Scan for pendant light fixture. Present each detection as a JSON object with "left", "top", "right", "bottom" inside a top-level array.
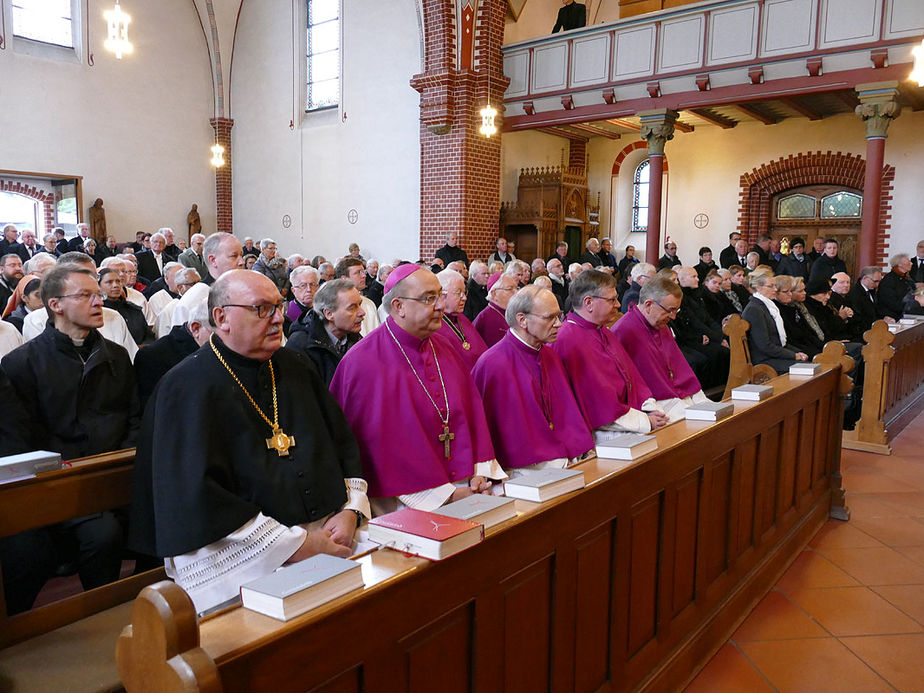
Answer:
[
  {"left": 104, "top": 1, "right": 132, "bottom": 59},
  {"left": 479, "top": 13, "right": 497, "bottom": 138},
  {"left": 911, "top": 38, "right": 924, "bottom": 87}
]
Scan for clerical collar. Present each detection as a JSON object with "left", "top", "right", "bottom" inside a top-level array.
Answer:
[
  {"left": 509, "top": 327, "right": 541, "bottom": 353},
  {"left": 209, "top": 333, "right": 272, "bottom": 370}
]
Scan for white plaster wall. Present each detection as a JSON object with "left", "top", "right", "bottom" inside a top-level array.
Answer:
[
  {"left": 231, "top": 0, "right": 422, "bottom": 263},
  {"left": 0, "top": 0, "right": 216, "bottom": 241},
  {"left": 500, "top": 129, "right": 572, "bottom": 201},
  {"left": 505, "top": 0, "right": 623, "bottom": 46}
]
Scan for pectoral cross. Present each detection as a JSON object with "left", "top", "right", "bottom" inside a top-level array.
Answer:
[
  {"left": 438, "top": 424, "right": 455, "bottom": 459},
  {"left": 266, "top": 427, "right": 296, "bottom": 457}
]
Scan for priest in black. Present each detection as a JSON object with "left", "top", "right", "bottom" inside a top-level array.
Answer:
[
  {"left": 552, "top": 0, "right": 586, "bottom": 33},
  {"left": 130, "top": 270, "right": 368, "bottom": 614}
]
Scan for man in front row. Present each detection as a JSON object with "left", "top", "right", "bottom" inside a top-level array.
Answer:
[
  {"left": 331, "top": 264, "right": 505, "bottom": 516},
  {"left": 130, "top": 271, "right": 369, "bottom": 614},
  {"left": 553, "top": 271, "right": 669, "bottom": 439},
  {"left": 473, "top": 286, "right": 593, "bottom": 471}
]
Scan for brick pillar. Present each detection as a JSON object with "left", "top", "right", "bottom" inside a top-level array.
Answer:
[
  {"left": 639, "top": 109, "right": 677, "bottom": 264},
  {"left": 855, "top": 82, "right": 900, "bottom": 269},
  {"left": 412, "top": 0, "right": 508, "bottom": 262},
  {"left": 210, "top": 117, "right": 234, "bottom": 234},
  {"left": 569, "top": 139, "right": 587, "bottom": 172}
]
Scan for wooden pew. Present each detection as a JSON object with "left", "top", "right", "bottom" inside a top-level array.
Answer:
[
  {"left": 118, "top": 367, "right": 848, "bottom": 693},
  {"left": 0, "top": 448, "right": 165, "bottom": 691},
  {"left": 722, "top": 314, "right": 777, "bottom": 400},
  {"left": 843, "top": 319, "right": 924, "bottom": 454}
]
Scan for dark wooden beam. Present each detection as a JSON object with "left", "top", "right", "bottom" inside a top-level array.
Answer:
[
  {"left": 734, "top": 103, "right": 780, "bottom": 125},
  {"left": 782, "top": 97, "right": 825, "bottom": 120},
  {"left": 568, "top": 123, "right": 621, "bottom": 139},
  {"left": 674, "top": 121, "right": 695, "bottom": 133},
  {"left": 607, "top": 118, "right": 640, "bottom": 131},
  {"left": 689, "top": 108, "right": 737, "bottom": 129}
]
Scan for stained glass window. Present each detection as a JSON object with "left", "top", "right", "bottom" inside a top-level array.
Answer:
[
  {"left": 632, "top": 159, "right": 650, "bottom": 233},
  {"left": 307, "top": 0, "right": 340, "bottom": 111},
  {"left": 12, "top": 0, "right": 74, "bottom": 48},
  {"left": 820, "top": 191, "right": 861, "bottom": 218},
  {"left": 777, "top": 194, "right": 816, "bottom": 219}
]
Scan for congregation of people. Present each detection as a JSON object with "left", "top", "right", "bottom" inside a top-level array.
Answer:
[{"left": 1, "top": 220, "right": 923, "bottom": 616}]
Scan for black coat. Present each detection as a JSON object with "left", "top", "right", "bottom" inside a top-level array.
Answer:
[
  {"left": 135, "top": 250, "right": 164, "bottom": 282},
  {"left": 134, "top": 325, "right": 199, "bottom": 408},
  {"left": 579, "top": 251, "right": 602, "bottom": 268},
  {"left": 552, "top": 1, "right": 585, "bottom": 32},
  {"left": 285, "top": 311, "right": 360, "bottom": 387},
  {"left": 657, "top": 254, "right": 682, "bottom": 271},
  {"left": 463, "top": 279, "right": 489, "bottom": 320},
  {"left": 621, "top": 282, "right": 642, "bottom": 311},
  {"left": 0, "top": 240, "right": 29, "bottom": 263},
  {"left": 104, "top": 298, "right": 150, "bottom": 345},
  {"left": 876, "top": 270, "right": 914, "bottom": 320},
  {"left": 700, "top": 287, "right": 737, "bottom": 324},
  {"left": 750, "top": 245, "right": 771, "bottom": 268},
  {"left": 808, "top": 254, "right": 847, "bottom": 285},
  {"left": 434, "top": 244, "right": 470, "bottom": 268},
  {"left": 911, "top": 256, "right": 924, "bottom": 284},
  {"left": 741, "top": 297, "right": 799, "bottom": 374},
  {"left": 675, "top": 286, "right": 723, "bottom": 346},
  {"left": 844, "top": 281, "right": 879, "bottom": 337},
  {"left": 776, "top": 301, "right": 823, "bottom": 357},
  {"left": 1, "top": 325, "right": 140, "bottom": 460},
  {"left": 719, "top": 245, "right": 739, "bottom": 269},
  {"left": 775, "top": 253, "right": 811, "bottom": 281},
  {"left": 617, "top": 255, "right": 638, "bottom": 278},
  {"left": 366, "top": 280, "right": 385, "bottom": 308},
  {"left": 804, "top": 296, "right": 850, "bottom": 341},
  {"left": 694, "top": 260, "right": 717, "bottom": 282}
]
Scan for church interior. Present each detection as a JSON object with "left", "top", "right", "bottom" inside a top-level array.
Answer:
[{"left": 1, "top": 0, "right": 924, "bottom": 690}]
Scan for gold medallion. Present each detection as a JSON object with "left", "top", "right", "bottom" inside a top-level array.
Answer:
[
  {"left": 267, "top": 427, "right": 296, "bottom": 456},
  {"left": 462, "top": 341, "right": 471, "bottom": 350}
]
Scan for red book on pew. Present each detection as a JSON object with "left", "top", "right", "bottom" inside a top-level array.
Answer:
[{"left": 368, "top": 508, "right": 484, "bottom": 561}]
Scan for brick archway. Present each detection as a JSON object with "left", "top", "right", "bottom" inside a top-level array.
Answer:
[
  {"left": 737, "top": 151, "right": 894, "bottom": 266},
  {"left": 611, "top": 141, "right": 669, "bottom": 175},
  {"left": 0, "top": 179, "right": 56, "bottom": 235}
]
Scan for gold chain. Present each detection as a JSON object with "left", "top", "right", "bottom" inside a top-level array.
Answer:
[{"left": 209, "top": 335, "right": 278, "bottom": 431}]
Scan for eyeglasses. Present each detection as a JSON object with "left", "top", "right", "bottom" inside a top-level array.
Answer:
[
  {"left": 441, "top": 289, "right": 467, "bottom": 298},
  {"left": 292, "top": 282, "right": 319, "bottom": 291},
  {"left": 589, "top": 294, "right": 619, "bottom": 306},
  {"left": 222, "top": 302, "right": 285, "bottom": 319},
  {"left": 56, "top": 291, "right": 105, "bottom": 302},
  {"left": 527, "top": 311, "right": 563, "bottom": 323},
  {"left": 397, "top": 294, "right": 441, "bottom": 306},
  {"left": 653, "top": 300, "right": 679, "bottom": 316}
]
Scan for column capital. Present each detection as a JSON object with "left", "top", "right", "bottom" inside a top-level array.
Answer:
[
  {"left": 638, "top": 109, "right": 679, "bottom": 155},
  {"left": 854, "top": 81, "right": 901, "bottom": 138}
]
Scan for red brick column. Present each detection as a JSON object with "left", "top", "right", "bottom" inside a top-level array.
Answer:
[
  {"left": 412, "top": 0, "right": 508, "bottom": 263},
  {"left": 210, "top": 117, "right": 234, "bottom": 234}
]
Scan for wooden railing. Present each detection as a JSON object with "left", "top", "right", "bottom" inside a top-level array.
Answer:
[
  {"left": 118, "top": 368, "right": 847, "bottom": 693},
  {"left": 843, "top": 319, "right": 924, "bottom": 454}
]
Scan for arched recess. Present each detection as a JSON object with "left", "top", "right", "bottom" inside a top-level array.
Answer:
[
  {"left": 737, "top": 151, "right": 895, "bottom": 266},
  {"left": 0, "top": 180, "right": 57, "bottom": 236},
  {"left": 610, "top": 141, "right": 668, "bottom": 256}
]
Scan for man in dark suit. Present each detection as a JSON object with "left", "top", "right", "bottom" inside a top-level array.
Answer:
[
  {"left": 775, "top": 237, "right": 810, "bottom": 281},
  {"left": 877, "top": 254, "right": 915, "bottom": 320},
  {"left": 434, "top": 231, "right": 470, "bottom": 268},
  {"left": 53, "top": 228, "right": 70, "bottom": 256},
  {"left": 741, "top": 269, "right": 809, "bottom": 374},
  {"left": 750, "top": 234, "right": 772, "bottom": 267},
  {"left": 808, "top": 238, "right": 847, "bottom": 285},
  {"left": 719, "top": 232, "right": 742, "bottom": 269},
  {"left": 844, "top": 267, "right": 883, "bottom": 337},
  {"left": 548, "top": 241, "right": 571, "bottom": 269},
  {"left": 0, "top": 225, "right": 26, "bottom": 262},
  {"left": 67, "top": 223, "right": 93, "bottom": 252},
  {"left": 910, "top": 241, "right": 924, "bottom": 284},
  {"left": 657, "top": 241, "right": 681, "bottom": 271},
  {"left": 551, "top": 0, "right": 586, "bottom": 33},
  {"left": 135, "top": 232, "right": 169, "bottom": 283},
  {"left": 463, "top": 261, "right": 490, "bottom": 320}
]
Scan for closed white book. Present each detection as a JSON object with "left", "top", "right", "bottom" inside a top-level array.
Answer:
[
  {"left": 0, "top": 450, "right": 62, "bottom": 484},
  {"left": 789, "top": 362, "right": 822, "bottom": 376},
  {"left": 684, "top": 401, "right": 734, "bottom": 422},
  {"left": 503, "top": 468, "right": 585, "bottom": 502},
  {"left": 240, "top": 554, "right": 364, "bottom": 621},
  {"left": 899, "top": 318, "right": 918, "bottom": 325},
  {"left": 731, "top": 384, "right": 774, "bottom": 401},
  {"left": 434, "top": 494, "right": 517, "bottom": 529},
  {"left": 888, "top": 323, "right": 902, "bottom": 332},
  {"left": 595, "top": 433, "right": 658, "bottom": 461}
]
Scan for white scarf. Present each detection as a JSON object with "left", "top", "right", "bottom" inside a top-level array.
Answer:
[{"left": 754, "top": 291, "right": 787, "bottom": 346}]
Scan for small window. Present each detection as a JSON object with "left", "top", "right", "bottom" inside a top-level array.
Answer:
[
  {"left": 777, "top": 194, "right": 816, "bottom": 219},
  {"left": 820, "top": 191, "right": 861, "bottom": 218},
  {"left": 12, "top": 0, "right": 75, "bottom": 48},
  {"left": 632, "top": 160, "right": 649, "bottom": 233},
  {"left": 306, "top": 0, "right": 340, "bottom": 111}
]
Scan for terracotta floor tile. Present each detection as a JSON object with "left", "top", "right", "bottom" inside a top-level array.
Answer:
[
  {"left": 843, "top": 494, "right": 907, "bottom": 519},
  {"left": 871, "top": 584, "right": 924, "bottom": 626},
  {"left": 809, "top": 520, "right": 885, "bottom": 550},
  {"left": 851, "top": 516, "right": 924, "bottom": 547},
  {"left": 684, "top": 643, "right": 775, "bottom": 693},
  {"left": 841, "top": 634, "right": 924, "bottom": 693},
  {"left": 733, "top": 589, "right": 828, "bottom": 641},
  {"left": 785, "top": 586, "right": 923, "bottom": 636},
  {"left": 842, "top": 469, "right": 913, "bottom": 493},
  {"left": 893, "top": 545, "right": 924, "bottom": 568},
  {"left": 814, "top": 546, "right": 924, "bottom": 585},
  {"left": 775, "top": 550, "right": 859, "bottom": 592},
  {"left": 873, "top": 492, "right": 924, "bottom": 518},
  {"left": 739, "top": 638, "right": 894, "bottom": 693}
]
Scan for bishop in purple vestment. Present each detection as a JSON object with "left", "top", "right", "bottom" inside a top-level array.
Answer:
[
  {"left": 435, "top": 268, "right": 487, "bottom": 370},
  {"left": 330, "top": 265, "right": 504, "bottom": 516},
  {"left": 473, "top": 272, "right": 517, "bottom": 347},
  {"left": 473, "top": 286, "right": 593, "bottom": 470},
  {"left": 611, "top": 276, "right": 707, "bottom": 407},
  {"left": 552, "top": 271, "right": 669, "bottom": 436}
]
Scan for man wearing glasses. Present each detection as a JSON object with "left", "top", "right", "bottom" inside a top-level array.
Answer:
[
  {"left": 131, "top": 270, "right": 368, "bottom": 614},
  {"left": 331, "top": 264, "right": 505, "bottom": 516},
  {"left": 553, "top": 270, "right": 669, "bottom": 439},
  {"left": 473, "top": 285, "right": 593, "bottom": 472}
]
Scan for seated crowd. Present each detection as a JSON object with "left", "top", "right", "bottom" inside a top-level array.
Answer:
[{"left": 0, "top": 222, "right": 922, "bottom": 617}]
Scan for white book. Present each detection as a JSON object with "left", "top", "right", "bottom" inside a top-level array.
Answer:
[
  {"left": 0, "top": 450, "right": 62, "bottom": 484},
  {"left": 240, "top": 554, "right": 364, "bottom": 621},
  {"left": 789, "top": 362, "right": 822, "bottom": 376},
  {"left": 503, "top": 468, "right": 585, "bottom": 502},
  {"left": 434, "top": 494, "right": 517, "bottom": 529},
  {"left": 888, "top": 323, "right": 902, "bottom": 332},
  {"left": 731, "top": 384, "right": 774, "bottom": 401},
  {"left": 684, "top": 401, "right": 734, "bottom": 422},
  {"left": 595, "top": 433, "right": 658, "bottom": 461},
  {"left": 899, "top": 318, "right": 918, "bottom": 325}
]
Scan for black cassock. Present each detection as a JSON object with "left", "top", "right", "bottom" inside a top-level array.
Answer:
[{"left": 129, "top": 335, "right": 362, "bottom": 557}]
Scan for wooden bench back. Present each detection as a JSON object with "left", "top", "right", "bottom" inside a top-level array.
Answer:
[
  {"left": 722, "top": 313, "right": 777, "bottom": 399},
  {"left": 0, "top": 448, "right": 165, "bottom": 647}
]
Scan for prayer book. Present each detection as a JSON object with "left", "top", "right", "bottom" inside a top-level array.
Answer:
[
  {"left": 239, "top": 554, "right": 364, "bottom": 621},
  {"left": 731, "top": 384, "right": 774, "bottom": 401},
  {"left": 684, "top": 401, "right": 734, "bottom": 422},
  {"left": 368, "top": 508, "right": 484, "bottom": 561},
  {"left": 789, "top": 362, "right": 822, "bottom": 377},
  {"left": 888, "top": 323, "right": 902, "bottom": 332},
  {"left": 594, "top": 433, "right": 658, "bottom": 461},
  {"left": 0, "top": 450, "right": 62, "bottom": 484},
  {"left": 899, "top": 318, "right": 919, "bottom": 325},
  {"left": 434, "top": 494, "right": 517, "bottom": 529},
  {"left": 502, "top": 468, "right": 585, "bottom": 503}
]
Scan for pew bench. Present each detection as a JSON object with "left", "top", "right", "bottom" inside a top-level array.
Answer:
[{"left": 0, "top": 449, "right": 164, "bottom": 693}]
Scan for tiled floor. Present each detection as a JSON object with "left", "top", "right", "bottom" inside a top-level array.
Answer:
[{"left": 685, "top": 412, "right": 924, "bottom": 692}]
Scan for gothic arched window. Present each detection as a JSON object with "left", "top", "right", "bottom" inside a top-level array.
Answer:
[{"left": 632, "top": 159, "right": 650, "bottom": 233}]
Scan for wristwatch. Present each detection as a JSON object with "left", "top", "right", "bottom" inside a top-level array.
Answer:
[{"left": 351, "top": 509, "right": 365, "bottom": 526}]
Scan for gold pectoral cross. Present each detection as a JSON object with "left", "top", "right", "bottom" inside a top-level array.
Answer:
[
  {"left": 267, "top": 427, "right": 296, "bottom": 457},
  {"left": 438, "top": 424, "right": 455, "bottom": 459}
]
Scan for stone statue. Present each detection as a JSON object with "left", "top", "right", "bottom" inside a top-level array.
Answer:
[
  {"left": 187, "top": 204, "right": 201, "bottom": 239},
  {"left": 89, "top": 198, "right": 107, "bottom": 243}
]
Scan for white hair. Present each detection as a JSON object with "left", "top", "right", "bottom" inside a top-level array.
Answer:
[
  {"left": 290, "top": 265, "right": 319, "bottom": 282},
  {"left": 437, "top": 268, "right": 465, "bottom": 289},
  {"left": 259, "top": 237, "right": 276, "bottom": 250},
  {"left": 630, "top": 262, "right": 655, "bottom": 281},
  {"left": 150, "top": 232, "right": 166, "bottom": 243}
]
